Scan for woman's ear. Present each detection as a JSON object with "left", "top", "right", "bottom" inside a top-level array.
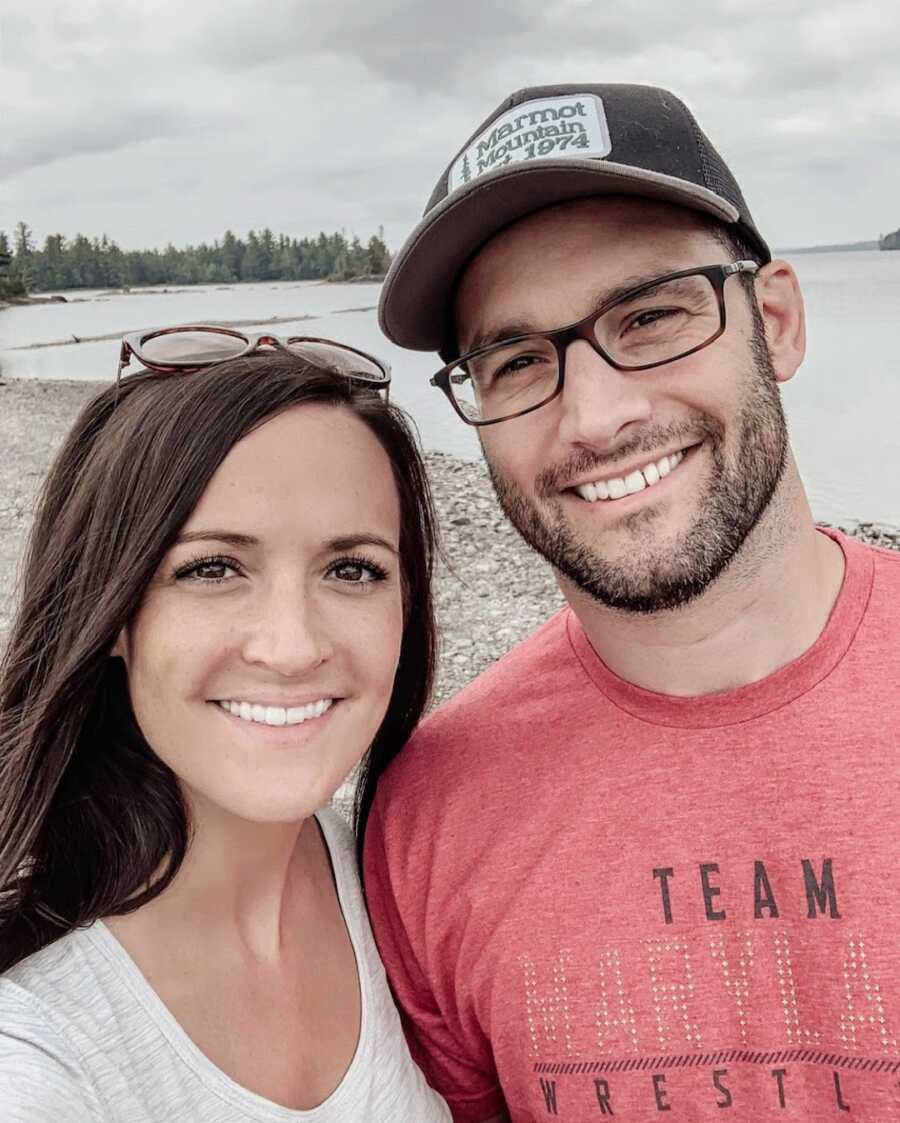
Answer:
[
  {"left": 754, "top": 258, "right": 806, "bottom": 384},
  {"left": 110, "top": 629, "right": 128, "bottom": 664}
]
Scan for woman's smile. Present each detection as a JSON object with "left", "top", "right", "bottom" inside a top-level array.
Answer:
[
  {"left": 212, "top": 695, "right": 341, "bottom": 746},
  {"left": 216, "top": 697, "right": 335, "bottom": 727}
]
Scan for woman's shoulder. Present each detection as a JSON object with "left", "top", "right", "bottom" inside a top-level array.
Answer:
[
  {"left": 313, "top": 807, "right": 451, "bottom": 1120},
  {"left": 313, "top": 804, "right": 368, "bottom": 930},
  {"left": 314, "top": 806, "right": 370, "bottom": 945},
  {"left": 313, "top": 807, "right": 408, "bottom": 1005},
  {"left": 1, "top": 926, "right": 93, "bottom": 1012},
  {"left": 316, "top": 802, "right": 355, "bottom": 855},
  {"left": 0, "top": 932, "right": 106, "bottom": 1119},
  {"left": 1, "top": 923, "right": 137, "bottom": 1055},
  {"left": 0, "top": 970, "right": 78, "bottom": 1062}
]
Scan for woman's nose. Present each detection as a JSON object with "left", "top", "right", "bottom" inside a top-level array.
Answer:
[{"left": 240, "top": 588, "right": 334, "bottom": 676}]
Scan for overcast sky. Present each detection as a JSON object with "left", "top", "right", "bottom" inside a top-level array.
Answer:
[{"left": 4, "top": 0, "right": 899, "bottom": 254}]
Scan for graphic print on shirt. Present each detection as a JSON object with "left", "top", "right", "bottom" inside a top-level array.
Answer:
[{"left": 518, "top": 856, "right": 899, "bottom": 1118}]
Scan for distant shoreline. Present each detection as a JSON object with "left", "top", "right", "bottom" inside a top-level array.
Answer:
[
  {"left": 0, "top": 277, "right": 385, "bottom": 312},
  {"left": 776, "top": 240, "right": 881, "bottom": 255},
  {"left": 5, "top": 245, "right": 900, "bottom": 307}
]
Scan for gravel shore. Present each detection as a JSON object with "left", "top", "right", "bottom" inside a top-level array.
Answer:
[{"left": 1, "top": 378, "right": 897, "bottom": 704}]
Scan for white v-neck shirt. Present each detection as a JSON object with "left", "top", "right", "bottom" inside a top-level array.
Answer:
[{"left": 0, "top": 808, "right": 450, "bottom": 1122}]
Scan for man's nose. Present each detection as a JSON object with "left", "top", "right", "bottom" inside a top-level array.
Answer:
[
  {"left": 555, "top": 339, "right": 653, "bottom": 449},
  {"left": 240, "top": 587, "right": 334, "bottom": 676}
]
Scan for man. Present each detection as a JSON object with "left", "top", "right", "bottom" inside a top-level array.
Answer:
[{"left": 363, "top": 84, "right": 899, "bottom": 1121}]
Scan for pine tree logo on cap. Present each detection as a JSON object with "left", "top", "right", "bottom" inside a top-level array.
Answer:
[{"left": 448, "top": 94, "right": 612, "bottom": 193}]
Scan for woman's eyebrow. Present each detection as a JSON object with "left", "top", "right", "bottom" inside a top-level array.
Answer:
[
  {"left": 174, "top": 530, "right": 399, "bottom": 555},
  {"left": 327, "top": 533, "right": 399, "bottom": 555},
  {"left": 174, "top": 530, "right": 259, "bottom": 547}
]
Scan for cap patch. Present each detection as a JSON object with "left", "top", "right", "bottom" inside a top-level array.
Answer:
[{"left": 448, "top": 94, "right": 611, "bottom": 193}]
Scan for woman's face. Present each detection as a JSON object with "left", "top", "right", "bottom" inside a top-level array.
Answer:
[{"left": 116, "top": 403, "right": 404, "bottom": 824}]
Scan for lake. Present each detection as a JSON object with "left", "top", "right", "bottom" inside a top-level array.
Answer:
[{"left": 1, "top": 250, "right": 898, "bottom": 526}]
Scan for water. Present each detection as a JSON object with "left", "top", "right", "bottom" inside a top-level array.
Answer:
[
  {"left": 779, "top": 252, "right": 900, "bottom": 527},
  {"left": 1, "top": 253, "right": 898, "bottom": 525}
]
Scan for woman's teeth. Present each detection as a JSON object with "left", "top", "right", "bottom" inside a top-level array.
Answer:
[
  {"left": 574, "top": 450, "right": 685, "bottom": 503},
  {"left": 218, "top": 699, "right": 333, "bottom": 726}
]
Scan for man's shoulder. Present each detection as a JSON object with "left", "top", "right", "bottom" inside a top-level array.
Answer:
[
  {"left": 840, "top": 529, "right": 900, "bottom": 602},
  {"left": 836, "top": 528, "right": 899, "bottom": 565},
  {"left": 446, "top": 604, "right": 573, "bottom": 693},
  {"left": 866, "top": 535, "right": 900, "bottom": 572},
  {"left": 380, "top": 607, "right": 578, "bottom": 789},
  {"left": 425, "top": 605, "right": 575, "bottom": 722}
]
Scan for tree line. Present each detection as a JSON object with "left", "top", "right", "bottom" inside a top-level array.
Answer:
[{"left": 0, "top": 222, "right": 392, "bottom": 295}]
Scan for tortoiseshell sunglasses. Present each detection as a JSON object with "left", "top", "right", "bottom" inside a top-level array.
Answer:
[{"left": 116, "top": 325, "right": 391, "bottom": 395}]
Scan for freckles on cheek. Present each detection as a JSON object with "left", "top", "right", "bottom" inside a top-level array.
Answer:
[
  {"left": 350, "top": 603, "right": 404, "bottom": 677},
  {"left": 133, "top": 626, "right": 208, "bottom": 699}
]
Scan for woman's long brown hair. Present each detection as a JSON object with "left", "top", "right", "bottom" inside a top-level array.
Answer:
[{"left": 0, "top": 355, "right": 436, "bottom": 971}]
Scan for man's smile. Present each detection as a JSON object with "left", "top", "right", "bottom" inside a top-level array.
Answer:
[{"left": 563, "top": 442, "right": 702, "bottom": 504}]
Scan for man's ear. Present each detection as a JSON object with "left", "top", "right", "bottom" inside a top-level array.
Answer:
[{"left": 754, "top": 258, "right": 806, "bottom": 384}]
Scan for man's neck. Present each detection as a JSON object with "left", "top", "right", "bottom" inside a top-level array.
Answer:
[{"left": 562, "top": 466, "right": 846, "bottom": 698}]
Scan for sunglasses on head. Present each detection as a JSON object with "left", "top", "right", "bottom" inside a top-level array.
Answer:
[{"left": 116, "top": 325, "right": 391, "bottom": 396}]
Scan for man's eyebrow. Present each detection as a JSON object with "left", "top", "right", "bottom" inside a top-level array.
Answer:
[
  {"left": 173, "top": 530, "right": 398, "bottom": 555},
  {"left": 462, "top": 268, "right": 678, "bottom": 354}
]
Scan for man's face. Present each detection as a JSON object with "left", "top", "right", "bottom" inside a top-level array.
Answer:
[{"left": 453, "top": 197, "right": 790, "bottom": 614}]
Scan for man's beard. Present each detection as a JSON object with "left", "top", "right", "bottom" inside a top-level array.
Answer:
[{"left": 483, "top": 327, "right": 789, "bottom": 614}]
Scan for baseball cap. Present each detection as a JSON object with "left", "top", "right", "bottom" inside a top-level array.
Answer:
[{"left": 379, "top": 83, "right": 771, "bottom": 352}]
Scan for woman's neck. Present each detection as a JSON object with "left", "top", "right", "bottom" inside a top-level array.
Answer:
[{"left": 106, "top": 803, "right": 326, "bottom": 966}]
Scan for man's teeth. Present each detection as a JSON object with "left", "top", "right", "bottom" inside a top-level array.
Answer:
[
  {"left": 574, "top": 450, "right": 685, "bottom": 503},
  {"left": 218, "top": 699, "right": 333, "bottom": 726}
]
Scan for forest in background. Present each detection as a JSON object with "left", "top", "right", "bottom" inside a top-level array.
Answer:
[{"left": 0, "top": 222, "right": 392, "bottom": 298}]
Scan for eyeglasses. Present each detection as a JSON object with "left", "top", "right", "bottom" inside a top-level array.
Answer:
[
  {"left": 430, "top": 261, "right": 759, "bottom": 426},
  {"left": 116, "top": 325, "right": 391, "bottom": 395}
]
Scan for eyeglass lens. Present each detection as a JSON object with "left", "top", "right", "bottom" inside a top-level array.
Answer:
[
  {"left": 449, "top": 272, "right": 722, "bottom": 423},
  {"left": 286, "top": 340, "right": 387, "bottom": 382},
  {"left": 139, "top": 330, "right": 247, "bottom": 365},
  {"left": 136, "top": 329, "right": 387, "bottom": 383}
]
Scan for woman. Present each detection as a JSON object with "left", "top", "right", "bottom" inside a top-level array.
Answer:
[{"left": 0, "top": 329, "right": 450, "bottom": 1120}]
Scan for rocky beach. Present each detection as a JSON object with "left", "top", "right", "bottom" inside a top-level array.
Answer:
[{"left": 0, "top": 378, "right": 897, "bottom": 706}]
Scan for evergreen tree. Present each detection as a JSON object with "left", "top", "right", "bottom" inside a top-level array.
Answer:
[
  {"left": 241, "top": 230, "right": 264, "bottom": 281},
  {"left": 4, "top": 222, "right": 393, "bottom": 292},
  {"left": 0, "top": 230, "right": 26, "bottom": 299},
  {"left": 259, "top": 228, "right": 276, "bottom": 280},
  {"left": 366, "top": 227, "right": 391, "bottom": 275},
  {"left": 220, "top": 229, "right": 244, "bottom": 281},
  {"left": 11, "top": 222, "right": 35, "bottom": 290}
]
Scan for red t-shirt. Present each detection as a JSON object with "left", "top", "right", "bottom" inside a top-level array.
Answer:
[{"left": 364, "top": 532, "right": 900, "bottom": 1121}]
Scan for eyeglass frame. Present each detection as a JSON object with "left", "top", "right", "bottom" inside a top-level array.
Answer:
[
  {"left": 429, "top": 260, "right": 760, "bottom": 427},
  {"left": 116, "top": 324, "right": 392, "bottom": 397}
]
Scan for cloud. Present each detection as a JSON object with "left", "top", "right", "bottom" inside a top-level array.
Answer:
[
  {"left": 3, "top": 0, "right": 899, "bottom": 251},
  {"left": 1, "top": 103, "right": 201, "bottom": 176},
  {"left": 195, "top": 0, "right": 539, "bottom": 90}
]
